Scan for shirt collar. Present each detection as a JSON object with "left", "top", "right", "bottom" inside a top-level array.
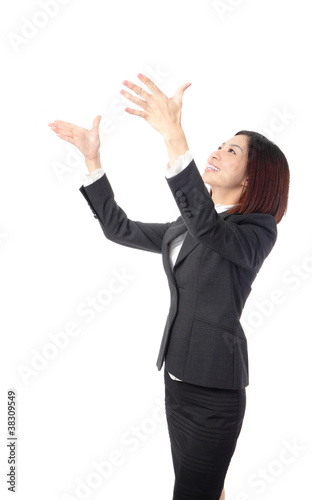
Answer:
[{"left": 215, "top": 203, "right": 236, "bottom": 213}]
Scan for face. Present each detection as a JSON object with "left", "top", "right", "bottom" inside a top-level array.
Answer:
[{"left": 202, "top": 135, "right": 249, "bottom": 200}]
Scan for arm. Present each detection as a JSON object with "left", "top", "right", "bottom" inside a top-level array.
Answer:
[
  {"left": 48, "top": 115, "right": 174, "bottom": 253},
  {"left": 159, "top": 126, "right": 277, "bottom": 271},
  {"left": 80, "top": 165, "right": 105, "bottom": 187},
  {"left": 79, "top": 171, "right": 174, "bottom": 255},
  {"left": 79, "top": 147, "right": 194, "bottom": 253},
  {"left": 165, "top": 158, "right": 278, "bottom": 270}
]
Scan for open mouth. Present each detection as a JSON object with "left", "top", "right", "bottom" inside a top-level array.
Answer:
[{"left": 205, "top": 163, "right": 220, "bottom": 172}]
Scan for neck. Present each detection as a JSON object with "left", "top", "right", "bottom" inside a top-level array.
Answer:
[{"left": 207, "top": 183, "right": 246, "bottom": 206}]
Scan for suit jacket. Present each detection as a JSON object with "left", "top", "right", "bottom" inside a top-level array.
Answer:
[{"left": 79, "top": 159, "right": 277, "bottom": 389}]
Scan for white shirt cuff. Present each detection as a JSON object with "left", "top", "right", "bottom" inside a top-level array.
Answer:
[
  {"left": 165, "top": 150, "right": 193, "bottom": 178},
  {"left": 81, "top": 167, "right": 105, "bottom": 187}
]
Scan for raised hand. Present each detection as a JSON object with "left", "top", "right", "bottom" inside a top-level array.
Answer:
[
  {"left": 48, "top": 115, "right": 102, "bottom": 160},
  {"left": 120, "top": 73, "right": 191, "bottom": 140}
]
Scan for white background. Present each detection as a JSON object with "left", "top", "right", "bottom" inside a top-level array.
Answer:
[{"left": 1, "top": 0, "right": 311, "bottom": 499}]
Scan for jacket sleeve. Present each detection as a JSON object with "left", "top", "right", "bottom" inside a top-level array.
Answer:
[
  {"left": 79, "top": 172, "right": 174, "bottom": 254},
  {"left": 166, "top": 159, "right": 278, "bottom": 270}
]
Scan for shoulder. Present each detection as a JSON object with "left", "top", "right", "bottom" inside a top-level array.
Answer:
[
  {"left": 224, "top": 211, "right": 277, "bottom": 242},
  {"left": 225, "top": 211, "right": 276, "bottom": 225}
]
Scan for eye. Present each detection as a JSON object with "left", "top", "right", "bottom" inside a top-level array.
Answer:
[{"left": 217, "top": 146, "right": 236, "bottom": 154}]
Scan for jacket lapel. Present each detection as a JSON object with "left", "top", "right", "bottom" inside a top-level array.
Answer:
[
  {"left": 162, "top": 216, "right": 186, "bottom": 284},
  {"left": 162, "top": 211, "right": 232, "bottom": 282},
  {"left": 173, "top": 231, "right": 198, "bottom": 269}
]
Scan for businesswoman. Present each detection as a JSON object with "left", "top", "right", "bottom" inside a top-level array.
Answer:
[{"left": 48, "top": 74, "right": 290, "bottom": 500}]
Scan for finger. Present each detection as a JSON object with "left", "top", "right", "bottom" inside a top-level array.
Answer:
[
  {"left": 49, "top": 125, "right": 64, "bottom": 134},
  {"left": 53, "top": 120, "right": 77, "bottom": 127},
  {"left": 120, "top": 89, "right": 147, "bottom": 110},
  {"left": 56, "top": 131, "right": 74, "bottom": 139},
  {"left": 51, "top": 120, "right": 85, "bottom": 134},
  {"left": 137, "top": 73, "right": 163, "bottom": 97},
  {"left": 92, "top": 115, "right": 101, "bottom": 130},
  {"left": 122, "top": 79, "right": 152, "bottom": 100},
  {"left": 172, "top": 82, "right": 192, "bottom": 106},
  {"left": 124, "top": 107, "right": 146, "bottom": 118},
  {"left": 48, "top": 125, "right": 74, "bottom": 139},
  {"left": 177, "top": 82, "right": 192, "bottom": 96},
  {"left": 49, "top": 123, "right": 74, "bottom": 134},
  {"left": 56, "top": 133, "right": 76, "bottom": 145}
]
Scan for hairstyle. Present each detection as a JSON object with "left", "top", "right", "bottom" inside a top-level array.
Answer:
[{"left": 209, "top": 131, "right": 290, "bottom": 224}]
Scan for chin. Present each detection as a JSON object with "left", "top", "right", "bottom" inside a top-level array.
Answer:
[
  {"left": 202, "top": 171, "right": 213, "bottom": 183},
  {"left": 201, "top": 176, "right": 212, "bottom": 189}
]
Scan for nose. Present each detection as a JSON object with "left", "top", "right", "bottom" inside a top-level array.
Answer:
[
  {"left": 213, "top": 149, "right": 221, "bottom": 160},
  {"left": 208, "top": 150, "right": 221, "bottom": 164}
]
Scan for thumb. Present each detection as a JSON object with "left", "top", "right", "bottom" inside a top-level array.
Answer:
[
  {"left": 92, "top": 115, "right": 101, "bottom": 131},
  {"left": 173, "top": 82, "right": 192, "bottom": 106}
]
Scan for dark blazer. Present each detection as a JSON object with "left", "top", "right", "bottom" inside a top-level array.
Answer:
[{"left": 79, "top": 159, "right": 277, "bottom": 389}]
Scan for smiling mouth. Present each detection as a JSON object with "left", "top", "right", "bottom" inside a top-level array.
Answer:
[{"left": 205, "top": 163, "right": 221, "bottom": 172}]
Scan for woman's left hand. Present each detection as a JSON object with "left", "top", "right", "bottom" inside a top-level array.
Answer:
[{"left": 120, "top": 73, "right": 191, "bottom": 139}]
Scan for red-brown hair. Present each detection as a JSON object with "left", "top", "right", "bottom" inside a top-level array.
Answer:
[{"left": 209, "top": 131, "right": 290, "bottom": 224}]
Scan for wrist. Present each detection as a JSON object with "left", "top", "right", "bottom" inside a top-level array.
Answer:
[
  {"left": 163, "top": 125, "right": 185, "bottom": 143},
  {"left": 163, "top": 128, "right": 189, "bottom": 167},
  {"left": 85, "top": 153, "right": 101, "bottom": 174}
]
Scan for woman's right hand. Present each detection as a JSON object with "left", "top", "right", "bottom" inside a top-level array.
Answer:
[{"left": 48, "top": 115, "right": 102, "bottom": 160}]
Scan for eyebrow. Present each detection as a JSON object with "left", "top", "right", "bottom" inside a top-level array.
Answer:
[{"left": 220, "top": 142, "right": 243, "bottom": 153}]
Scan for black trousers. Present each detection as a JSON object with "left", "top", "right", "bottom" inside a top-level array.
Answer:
[{"left": 164, "top": 369, "right": 246, "bottom": 500}]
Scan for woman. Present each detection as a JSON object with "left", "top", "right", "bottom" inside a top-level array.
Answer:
[{"left": 48, "top": 74, "right": 290, "bottom": 500}]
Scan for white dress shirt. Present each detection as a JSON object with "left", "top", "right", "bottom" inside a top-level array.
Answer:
[{"left": 80, "top": 150, "right": 236, "bottom": 382}]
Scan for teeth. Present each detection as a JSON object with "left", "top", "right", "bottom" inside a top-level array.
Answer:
[{"left": 207, "top": 165, "right": 220, "bottom": 171}]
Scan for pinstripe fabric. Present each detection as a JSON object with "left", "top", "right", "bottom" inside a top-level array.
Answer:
[{"left": 164, "top": 370, "right": 246, "bottom": 499}]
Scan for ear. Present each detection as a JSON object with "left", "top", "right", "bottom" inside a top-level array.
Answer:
[{"left": 242, "top": 176, "right": 249, "bottom": 187}]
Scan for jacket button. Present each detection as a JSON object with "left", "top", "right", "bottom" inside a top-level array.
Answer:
[
  {"left": 179, "top": 195, "right": 187, "bottom": 202},
  {"left": 180, "top": 202, "right": 187, "bottom": 208},
  {"left": 185, "top": 212, "right": 192, "bottom": 217},
  {"left": 176, "top": 190, "right": 183, "bottom": 197},
  {"left": 94, "top": 215, "right": 98, "bottom": 219}
]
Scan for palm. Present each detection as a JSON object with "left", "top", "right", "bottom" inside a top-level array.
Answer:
[
  {"left": 75, "top": 126, "right": 100, "bottom": 159},
  {"left": 48, "top": 115, "right": 101, "bottom": 160},
  {"left": 168, "top": 96, "right": 181, "bottom": 122}
]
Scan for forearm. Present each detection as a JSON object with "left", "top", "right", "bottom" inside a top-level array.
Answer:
[
  {"left": 79, "top": 173, "right": 174, "bottom": 254},
  {"left": 163, "top": 127, "right": 190, "bottom": 167}
]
